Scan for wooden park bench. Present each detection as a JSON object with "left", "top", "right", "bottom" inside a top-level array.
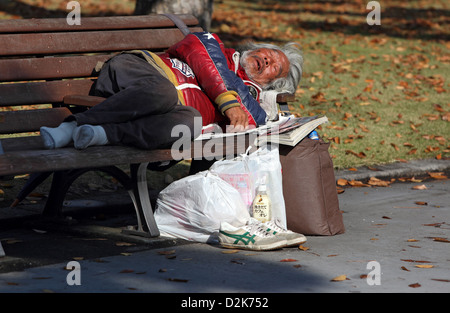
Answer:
[{"left": 0, "top": 14, "right": 295, "bottom": 241}]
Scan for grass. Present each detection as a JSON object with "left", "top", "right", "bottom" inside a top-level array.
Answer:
[
  {"left": 0, "top": 0, "right": 448, "bottom": 170},
  {"left": 211, "top": 0, "right": 450, "bottom": 169}
]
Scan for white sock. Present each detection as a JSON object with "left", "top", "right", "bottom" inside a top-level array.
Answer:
[
  {"left": 40, "top": 121, "right": 77, "bottom": 149},
  {"left": 73, "top": 125, "right": 109, "bottom": 150}
]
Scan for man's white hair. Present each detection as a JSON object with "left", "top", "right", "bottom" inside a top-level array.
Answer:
[{"left": 240, "top": 42, "right": 304, "bottom": 93}]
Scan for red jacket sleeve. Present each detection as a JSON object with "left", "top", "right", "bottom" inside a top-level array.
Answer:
[{"left": 167, "top": 32, "right": 242, "bottom": 115}]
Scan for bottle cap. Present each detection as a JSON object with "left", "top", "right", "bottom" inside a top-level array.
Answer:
[{"left": 258, "top": 183, "right": 267, "bottom": 192}]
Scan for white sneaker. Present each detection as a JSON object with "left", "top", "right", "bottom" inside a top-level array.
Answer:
[
  {"left": 218, "top": 220, "right": 287, "bottom": 251},
  {"left": 263, "top": 218, "right": 307, "bottom": 247}
]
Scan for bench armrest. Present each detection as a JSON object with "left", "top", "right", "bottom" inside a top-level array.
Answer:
[{"left": 275, "top": 92, "right": 295, "bottom": 103}]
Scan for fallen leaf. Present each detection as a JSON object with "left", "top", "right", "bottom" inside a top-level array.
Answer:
[
  {"left": 390, "top": 143, "right": 400, "bottom": 151},
  {"left": 368, "top": 177, "right": 391, "bottom": 187},
  {"left": 5, "top": 239, "right": 22, "bottom": 244},
  {"left": 348, "top": 180, "right": 370, "bottom": 187},
  {"left": 280, "top": 258, "right": 298, "bottom": 262},
  {"left": 6, "top": 282, "right": 19, "bottom": 286},
  {"left": 401, "top": 259, "right": 432, "bottom": 263},
  {"left": 430, "top": 237, "right": 450, "bottom": 243},
  {"left": 431, "top": 279, "right": 450, "bottom": 283},
  {"left": 423, "top": 222, "right": 445, "bottom": 227},
  {"left": 168, "top": 278, "right": 189, "bottom": 283},
  {"left": 337, "top": 178, "right": 348, "bottom": 186},
  {"left": 412, "top": 184, "right": 427, "bottom": 190},
  {"left": 115, "top": 242, "right": 135, "bottom": 247},
  {"left": 157, "top": 250, "right": 176, "bottom": 255},
  {"left": 409, "top": 283, "right": 421, "bottom": 288},
  {"left": 414, "top": 201, "right": 428, "bottom": 205},
  {"left": 415, "top": 264, "right": 434, "bottom": 268},
  {"left": 119, "top": 269, "right": 134, "bottom": 274},
  {"left": 221, "top": 249, "right": 240, "bottom": 254},
  {"left": 230, "top": 259, "right": 245, "bottom": 265},
  {"left": 32, "top": 277, "right": 52, "bottom": 280},
  {"left": 345, "top": 150, "right": 366, "bottom": 158},
  {"left": 407, "top": 239, "right": 419, "bottom": 242},
  {"left": 331, "top": 274, "right": 348, "bottom": 281},
  {"left": 428, "top": 172, "right": 447, "bottom": 180},
  {"left": 401, "top": 266, "right": 410, "bottom": 271},
  {"left": 298, "top": 245, "right": 310, "bottom": 251}
]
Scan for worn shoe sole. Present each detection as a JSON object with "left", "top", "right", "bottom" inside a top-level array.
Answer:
[{"left": 219, "top": 241, "right": 287, "bottom": 251}]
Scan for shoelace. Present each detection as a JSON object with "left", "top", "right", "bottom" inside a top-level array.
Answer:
[
  {"left": 244, "top": 222, "right": 273, "bottom": 237},
  {"left": 245, "top": 219, "right": 273, "bottom": 237},
  {"left": 264, "top": 218, "right": 288, "bottom": 233}
]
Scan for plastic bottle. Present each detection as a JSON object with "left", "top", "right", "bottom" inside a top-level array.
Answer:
[
  {"left": 252, "top": 177, "right": 272, "bottom": 223},
  {"left": 308, "top": 130, "right": 319, "bottom": 140}
]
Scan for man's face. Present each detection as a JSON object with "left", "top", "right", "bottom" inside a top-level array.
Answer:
[{"left": 241, "top": 48, "right": 290, "bottom": 87}]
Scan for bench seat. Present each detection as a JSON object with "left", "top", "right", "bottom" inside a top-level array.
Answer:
[{"left": 0, "top": 14, "right": 294, "bottom": 239}]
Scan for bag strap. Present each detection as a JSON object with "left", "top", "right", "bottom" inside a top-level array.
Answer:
[{"left": 163, "top": 13, "right": 192, "bottom": 36}]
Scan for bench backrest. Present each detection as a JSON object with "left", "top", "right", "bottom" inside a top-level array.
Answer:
[{"left": 0, "top": 15, "right": 201, "bottom": 135}]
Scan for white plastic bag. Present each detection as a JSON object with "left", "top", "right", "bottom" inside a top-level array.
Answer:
[
  {"left": 210, "top": 145, "right": 287, "bottom": 228},
  {"left": 154, "top": 171, "right": 250, "bottom": 243}
]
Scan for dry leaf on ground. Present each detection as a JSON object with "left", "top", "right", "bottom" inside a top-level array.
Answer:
[{"left": 331, "top": 274, "right": 348, "bottom": 282}]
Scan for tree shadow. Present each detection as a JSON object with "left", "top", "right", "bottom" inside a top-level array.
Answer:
[
  {"left": 216, "top": 0, "right": 449, "bottom": 42},
  {"left": 0, "top": 0, "right": 132, "bottom": 19}
]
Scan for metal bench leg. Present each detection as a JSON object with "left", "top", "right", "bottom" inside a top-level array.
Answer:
[
  {"left": 123, "top": 163, "right": 160, "bottom": 238},
  {"left": 10, "top": 172, "right": 52, "bottom": 208}
]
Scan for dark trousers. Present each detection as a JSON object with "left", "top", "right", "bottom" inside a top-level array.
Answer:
[{"left": 70, "top": 53, "right": 202, "bottom": 150}]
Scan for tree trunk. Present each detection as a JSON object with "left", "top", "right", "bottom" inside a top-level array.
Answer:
[{"left": 134, "top": 0, "right": 213, "bottom": 31}]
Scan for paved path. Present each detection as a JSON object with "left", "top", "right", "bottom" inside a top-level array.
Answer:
[{"left": 0, "top": 177, "right": 448, "bottom": 294}]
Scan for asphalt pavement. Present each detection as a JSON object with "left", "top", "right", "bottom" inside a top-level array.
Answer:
[{"left": 0, "top": 158, "right": 449, "bottom": 295}]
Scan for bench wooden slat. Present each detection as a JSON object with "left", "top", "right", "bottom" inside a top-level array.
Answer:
[
  {"left": 0, "top": 107, "right": 72, "bottom": 134},
  {"left": 0, "top": 14, "right": 297, "bottom": 238},
  {"left": 0, "top": 15, "right": 199, "bottom": 33},
  {"left": 0, "top": 27, "right": 202, "bottom": 56},
  {"left": 0, "top": 136, "right": 44, "bottom": 152},
  {"left": 63, "top": 95, "right": 106, "bottom": 107},
  {"left": 0, "top": 55, "right": 110, "bottom": 82},
  {"left": 0, "top": 79, "right": 93, "bottom": 106},
  {"left": 0, "top": 136, "right": 253, "bottom": 176}
]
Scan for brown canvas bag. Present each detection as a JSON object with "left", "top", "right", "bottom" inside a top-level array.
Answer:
[{"left": 278, "top": 138, "right": 345, "bottom": 235}]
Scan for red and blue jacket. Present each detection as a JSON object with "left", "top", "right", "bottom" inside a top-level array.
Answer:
[{"left": 150, "top": 32, "right": 267, "bottom": 127}]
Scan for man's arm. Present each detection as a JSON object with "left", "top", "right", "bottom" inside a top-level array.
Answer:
[{"left": 224, "top": 106, "right": 249, "bottom": 132}]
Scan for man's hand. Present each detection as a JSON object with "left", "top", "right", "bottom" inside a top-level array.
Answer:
[{"left": 224, "top": 106, "right": 249, "bottom": 132}]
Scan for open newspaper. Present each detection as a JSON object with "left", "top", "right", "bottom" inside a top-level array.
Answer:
[{"left": 195, "top": 114, "right": 328, "bottom": 147}]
